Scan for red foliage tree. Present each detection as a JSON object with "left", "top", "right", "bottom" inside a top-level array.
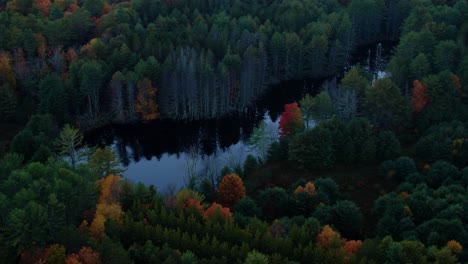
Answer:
[
  {"left": 66, "top": 247, "right": 101, "bottom": 264},
  {"left": 279, "top": 102, "right": 304, "bottom": 138},
  {"left": 20, "top": 248, "right": 47, "bottom": 264},
  {"left": 452, "top": 74, "right": 462, "bottom": 93},
  {"left": 183, "top": 198, "right": 205, "bottom": 216},
  {"left": 36, "top": 0, "right": 52, "bottom": 16},
  {"left": 217, "top": 173, "right": 246, "bottom": 208},
  {"left": 411, "top": 80, "right": 431, "bottom": 113},
  {"left": 204, "top": 202, "right": 233, "bottom": 222}
]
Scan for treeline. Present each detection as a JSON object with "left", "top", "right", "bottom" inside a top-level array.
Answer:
[{"left": 0, "top": 0, "right": 416, "bottom": 125}]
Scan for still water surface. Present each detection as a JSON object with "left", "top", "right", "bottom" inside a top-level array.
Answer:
[{"left": 84, "top": 43, "right": 391, "bottom": 190}]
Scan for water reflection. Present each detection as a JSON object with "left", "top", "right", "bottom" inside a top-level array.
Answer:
[
  {"left": 84, "top": 80, "right": 308, "bottom": 189},
  {"left": 84, "top": 43, "right": 393, "bottom": 189}
]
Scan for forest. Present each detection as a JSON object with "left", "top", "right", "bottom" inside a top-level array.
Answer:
[{"left": 1, "top": 0, "right": 468, "bottom": 263}]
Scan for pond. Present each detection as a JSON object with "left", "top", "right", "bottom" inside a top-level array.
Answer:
[
  {"left": 84, "top": 79, "right": 314, "bottom": 190},
  {"left": 84, "top": 43, "right": 392, "bottom": 190}
]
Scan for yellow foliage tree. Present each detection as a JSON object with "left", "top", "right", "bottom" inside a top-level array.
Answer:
[
  {"left": 89, "top": 213, "right": 106, "bottom": 238},
  {"left": 96, "top": 203, "right": 123, "bottom": 224}
]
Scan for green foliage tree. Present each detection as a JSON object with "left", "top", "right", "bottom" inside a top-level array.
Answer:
[
  {"left": 339, "top": 68, "right": 369, "bottom": 97},
  {"left": 364, "top": 78, "right": 409, "bottom": 130},
  {"left": 39, "top": 73, "right": 68, "bottom": 123},
  {"left": 394, "top": 156, "right": 416, "bottom": 181},
  {"left": 88, "top": 146, "right": 125, "bottom": 178},
  {"left": 245, "top": 250, "right": 269, "bottom": 264},
  {"left": 0, "top": 85, "right": 17, "bottom": 122},
  {"left": 57, "top": 124, "right": 83, "bottom": 167},
  {"left": 248, "top": 121, "right": 276, "bottom": 161},
  {"left": 300, "top": 91, "right": 335, "bottom": 124},
  {"left": 288, "top": 126, "right": 334, "bottom": 171},
  {"left": 426, "top": 160, "right": 458, "bottom": 188},
  {"left": 376, "top": 131, "right": 402, "bottom": 161}
]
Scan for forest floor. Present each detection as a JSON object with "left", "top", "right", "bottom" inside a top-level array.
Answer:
[
  {"left": 247, "top": 161, "right": 399, "bottom": 236},
  {"left": 0, "top": 123, "right": 21, "bottom": 159}
]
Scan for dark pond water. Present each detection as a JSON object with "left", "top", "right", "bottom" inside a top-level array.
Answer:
[
  {"left": 84, "top": 79, "right": 318, "bottom": 190},
  {"left": 84, "top": 43, "right": 393, "bottom": 190}
]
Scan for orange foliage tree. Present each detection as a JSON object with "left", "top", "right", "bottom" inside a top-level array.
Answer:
[
  {"left": 279, "top": 102, "right": 304, "bottom": 138},
  {"left": 35, "top": 33, "right": 47, "bottom": 61},
  {"left": 411, "top": 80, "right": 430, "bottom": 113},
  {"left": 204, "top": 202, "right": 233, "bottom": 222},
  {"left": 447, "top": 240, "right": 463, "bottom": 255},
  {"left": 66, "top": 247, "right": 101, "bottom": 264},
  {"left": 136, "top": 78, "right": 159, "bottom": 121},
  {"left": 343, "top": 240, "right": 363, "bottom": 257},
  {"left": 89, "top": 175, "right": 123, "bottom": 238},
  {"left": 217, "top": 173, "right": 246, "bottom": 208},
  {"left": 66, "top": 48, "right": 78, "bottom": 64},
  {"left": 317, "top": 225, "right": 341, "bottom": 248},
  {"left": 0, "top": 52, "right": 16, "bottom": 87},
  {"left": 98, "top": 174, "right": 121, "bottom": 204},
  {"left": 294, "top": 181, "right": 316, "bottom": 196}
]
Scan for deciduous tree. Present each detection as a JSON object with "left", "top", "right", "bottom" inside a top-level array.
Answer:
[
  {"left": 317, "top": 225, "right": 340, "bottom": 248},
  {"left": 279, "top": 103, "right": 304, "bottom": 138},
  {"left": 204, "top": 202, "right": 233, "bottom": 222},
  {"left": 217, "top": 173, "right": 246, "bottom": 208},
  {"left": 135, "top": 78, "right": 159, "bottom": 121},
  {"left": 88, "top": 147, "right": 125, "bottom": 178},
  {"left": 411, "top": 80, "right": 430, "bottom": 113}
]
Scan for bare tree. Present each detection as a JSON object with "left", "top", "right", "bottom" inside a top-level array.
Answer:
[
  {"left": 48, "top": 46, "right": 65, "bottom": 73},
  {"left": 223, "top": 144, "right": 246, "bottom": 170},
  {"left": 184, "top": 144, "right": 199, "bottom": 189},
  {"left": 200, "top": 152, "right": 222, "bottom": 189},
  {"left": 335, "top": 89, "right": 357, "bottom": 120}
]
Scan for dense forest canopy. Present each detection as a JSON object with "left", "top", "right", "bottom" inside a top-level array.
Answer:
[
  {"left": 1, "top": 0, "right": 419, "bottom": 125},
  {"left": 1, "top": 0, "right": 468, "bottom": 263}
]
